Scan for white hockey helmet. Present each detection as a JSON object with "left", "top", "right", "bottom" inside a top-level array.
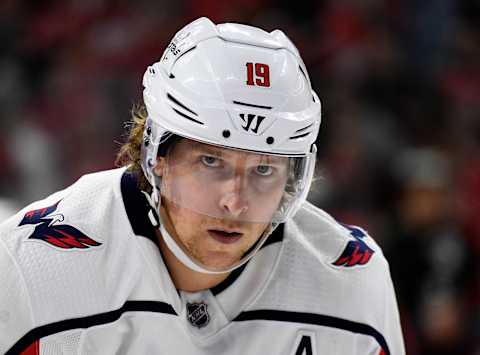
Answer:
[{"left": 140, "top": 17, "right": 321, "bottom": 273}]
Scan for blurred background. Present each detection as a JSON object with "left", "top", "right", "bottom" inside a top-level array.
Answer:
[{"left": 0, "top": 0, "right": 479, "bottom": 353}]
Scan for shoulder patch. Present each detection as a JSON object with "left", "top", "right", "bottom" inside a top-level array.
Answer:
[
  {"left": 332, "top": 224, "right": 374, "bottom": 267},
  {"left": 18, "top": 200, "right": 102, "bottom": 250}
]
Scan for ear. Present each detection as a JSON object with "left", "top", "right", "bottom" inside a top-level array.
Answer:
[{"left": 153, "top": 156, "right": 165, "bottom": 177}]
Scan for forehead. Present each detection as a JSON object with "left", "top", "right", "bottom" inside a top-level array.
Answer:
[{"left": 172, "top": 139, "right": 288, "bottom": 164}]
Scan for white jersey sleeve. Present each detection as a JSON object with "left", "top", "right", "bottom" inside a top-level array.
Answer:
[
  {"left": 379, "top": 259, "right": 404, "bottom": 354},
  {"left": 0, "top": 237, "right": 34, "bottom": 353},
  {"left": 269, "top": 201, "right": 405, "bottom": 355}
]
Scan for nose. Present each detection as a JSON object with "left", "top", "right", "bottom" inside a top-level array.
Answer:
[
  {"left": 218, "top": 177, "right": 249, "bottom": 218},
  {"left": 219, "top": 192, "right": 249, "bottom": 217}
]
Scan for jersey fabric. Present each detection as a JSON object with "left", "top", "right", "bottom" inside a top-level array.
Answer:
[{"left": 0, "top": 168, "right": 405, "bottom": 354}]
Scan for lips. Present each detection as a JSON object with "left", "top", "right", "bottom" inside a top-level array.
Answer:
[{"left": 207, "top": 229, "right": 243, "bottom": 244}]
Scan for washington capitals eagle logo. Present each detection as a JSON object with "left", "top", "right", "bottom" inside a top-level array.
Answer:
[
  {"left": 332, "top": 224, "right": 374, "bottom": 267},
  {"left": 18, "top": 200, "right": 102, "bottom": 249}
]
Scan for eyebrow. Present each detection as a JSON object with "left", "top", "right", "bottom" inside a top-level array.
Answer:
[
  {"left": 190, "top": 142, "right": 289, "bottom": 165},
  {"left": 191, "top": 143, "right": 225, "bottom": 157}
]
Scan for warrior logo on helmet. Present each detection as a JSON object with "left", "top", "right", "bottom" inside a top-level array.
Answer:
[{"left": 239, "top": 113, "right": 266, "bottom": 134}]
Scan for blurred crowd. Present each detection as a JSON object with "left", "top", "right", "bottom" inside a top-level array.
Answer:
[{"left": 0, "top": 0, "right": 479, "bottom": 353}]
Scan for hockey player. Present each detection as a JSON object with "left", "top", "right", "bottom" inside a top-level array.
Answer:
[{"left": 0, "top": 17, "right": 405, "bottom": 354}]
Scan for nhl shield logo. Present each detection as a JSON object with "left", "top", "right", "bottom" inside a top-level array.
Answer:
[{"left": 186, "top": 302, "right": 210, "bottom": 328}]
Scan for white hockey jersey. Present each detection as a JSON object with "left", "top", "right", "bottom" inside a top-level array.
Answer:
[{"left": 0, "top": 168, "right": 405, "bottom": 354}]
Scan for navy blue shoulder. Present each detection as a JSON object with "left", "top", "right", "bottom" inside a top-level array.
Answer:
[{"left": 120, "top": 171, "right": 159, "bottom": 247}]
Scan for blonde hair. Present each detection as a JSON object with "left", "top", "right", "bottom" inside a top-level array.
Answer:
[{"left": 115, "top": 104, "right": 151, "bottom": 192}]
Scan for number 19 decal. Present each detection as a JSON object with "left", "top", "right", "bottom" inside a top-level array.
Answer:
[{"left": 246, "top": 62, "right": 270, "bottom": 87}]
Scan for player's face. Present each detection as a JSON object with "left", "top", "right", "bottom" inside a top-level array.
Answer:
[{"left": 154, "top": 139, "right": 289, "bottom": 270}]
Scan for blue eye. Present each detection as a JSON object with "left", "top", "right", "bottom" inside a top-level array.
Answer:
[
  {"left": 201, "top": 155, "right": 220, "bottom": 167},
  {"left": 255, "top": 165, "right": 273, "bottom": 176}
]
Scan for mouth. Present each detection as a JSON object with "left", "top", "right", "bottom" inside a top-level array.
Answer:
[{"left": 207, "top": 229, "right": 244, "bottom": 244}]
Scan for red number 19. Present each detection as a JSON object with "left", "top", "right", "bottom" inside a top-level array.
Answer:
[{"left": 246, "top": 62, "right": 270, "bottom": 87}]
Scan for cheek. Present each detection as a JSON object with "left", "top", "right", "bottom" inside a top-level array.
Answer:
[
  {"left": 253, "top": 176, "right": 287, "bottom": 204},
  {"left": 242, "top": 222, "right": 269, "bottom": 246},
  {"left": 271, "top": 187, "right": 286, "bottom": 206},
  {"left": 164, "top": 173, "right": 218, "bottom": 210},
  {"left": 246, "top": 188, "right": 285, "bottom": 221},
  {"left": 168, "top": 203, "right": 205, "bottom": 242}
]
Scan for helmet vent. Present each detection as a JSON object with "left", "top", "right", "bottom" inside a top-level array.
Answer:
[
  {"left": 295, "top": 123, "right": 313, "bottom": 133},
  {"left": 233, "top": 100, "right": 272, "bottom": 110},
  {"left": 171, "top": 108, "right": 204, "bottom": 125},
  {"left": 289, "top": 131, "right": 311, "bottom": 140},
  {"left": 167, "top": 93, "right": 198, "bottom": 116},
  {"left": 290, "top": 123, "right": 314, "bottom": 139}
]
